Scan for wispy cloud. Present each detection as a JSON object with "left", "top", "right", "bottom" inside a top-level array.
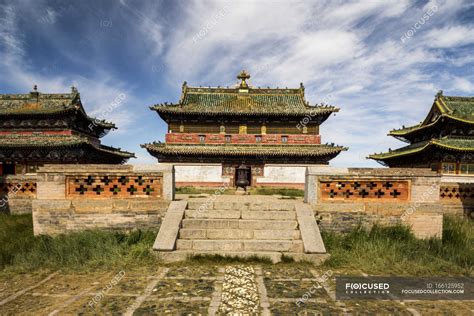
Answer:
[
  {"left": 0, "top": 0, "right": 473, "bottom": 166},
  {"left": 423, "top": 25, "right": 474, "bottom": 48}
]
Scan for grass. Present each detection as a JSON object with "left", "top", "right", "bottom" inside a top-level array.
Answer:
[
  {"left": 0, "top": 213, "right": 472, "bottom": 276},
  {"left": 249, "top": 187, "right": 304, "bottom": 197},
  {"left": 176, "top": 186, "right": 234, "bottom": 195},
  {"left": 321, "top": 216, "right": 473, "bottom": 276},
  {"left": 187, "top": 254, "right": 273, "bottom": 265},
  {"left": 0, "top": 213, "right": 157, "bottom": 272}
]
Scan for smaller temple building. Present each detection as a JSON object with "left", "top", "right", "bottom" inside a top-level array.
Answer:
[
  {"left": 0, "top": 86, "right": 135, "bottom": 175},
  {"left": 369, "top": 91, "right": 473, "bottom": 175},
  {"left": 142, "top": 71, "right": 346, "bottom": 188}
]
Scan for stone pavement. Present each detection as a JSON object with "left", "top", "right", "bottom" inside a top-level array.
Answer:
[{"left": 1, "top": 264, "right": 473, "bottom": 315}]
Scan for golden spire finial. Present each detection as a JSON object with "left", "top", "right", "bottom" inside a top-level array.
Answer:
[{"left": 237, "top": 70, "right": 250, "bottom": 89}]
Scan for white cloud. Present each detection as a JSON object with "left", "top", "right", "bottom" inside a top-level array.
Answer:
[
  {"left": 451, "top": 76, "right": 474, "bottom": 92},
  {"left": 0, "top": 3, "right": 138, "bottom": 133},
  {"left": 1, "top": 0, "right": 473, "bottom": 167},
  {"left": 424, "top": 25, "right": 474, "bottom": 48}
]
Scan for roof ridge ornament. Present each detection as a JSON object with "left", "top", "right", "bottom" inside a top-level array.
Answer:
[
  {"left": 179, "top": 81, "right": 188, "bottom": 104},
  {"left": 237, "top": 70, "right": 250, "bottom": 89},
  {"left": 436, "top": 90, "right": 443, "bottom": 98},
  {"left": 30, "top": 84, "right": 39, "bottom": 102}
]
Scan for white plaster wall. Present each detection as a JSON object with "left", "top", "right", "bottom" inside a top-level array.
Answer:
[
  {"left": 174, "top": 164, "right": 229, "bottom": 183},
  {"left": 256, "top": 165, "right": 307, "bottom": 184}
]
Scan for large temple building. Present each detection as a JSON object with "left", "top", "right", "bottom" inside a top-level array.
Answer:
[
  {"left": 0, "top": 86, "right": 135, "bottom": 175},
  {"left": 369, "top": 91, "right": 473, "bottom": 175},
  {"left": 142, "top": 71, "right": 346, "bottom": 188}
]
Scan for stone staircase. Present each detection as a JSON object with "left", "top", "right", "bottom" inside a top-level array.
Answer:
[{"left": 154, "top": 196, "right": 327, "bottom": 263}]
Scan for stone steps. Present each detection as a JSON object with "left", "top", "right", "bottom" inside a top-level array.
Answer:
[
  {"left": 153, "top": 197, "right": 328, "bottom": 264},
  {"left": 182, "top": 219, "right": 298, "bottom": 230},
  {"left": 186, "top": 199, "right": 299, "bottom": 211},
  {"left": 184, "top": 209, "right": 296, "bottom": 220},
  {"left": 179, "top": 228, "right": 301, "bottom": 240},
  {"left": 176, "top": 239, "right": 304, "bottom": 252}
]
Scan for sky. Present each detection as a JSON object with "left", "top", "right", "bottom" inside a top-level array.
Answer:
[{"left": 0, "top": 0, "right": 473, "bottom": 166}]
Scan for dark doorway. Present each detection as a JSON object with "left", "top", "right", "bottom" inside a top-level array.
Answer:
[
  {"left": 235, "top": 165, "right": 251, "bottom": 188},
  {"left": 0, "top": 164, "right": 15, "bottom": 176}
]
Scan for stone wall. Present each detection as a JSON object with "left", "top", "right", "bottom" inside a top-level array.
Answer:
[
  {"left": 304, "top": 166, "right": 443, "bottom": 238},
  {"left": 0, "top": 174, "right": 37, "bottom": 214},
  {"left": 439, "top": 175, "right": 474, "bottom": 218},
  {"left": 32, "top": 164, "right": 174, "bottom": 235}
]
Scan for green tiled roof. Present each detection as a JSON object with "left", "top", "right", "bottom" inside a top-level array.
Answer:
[
  {"left": 369, "top": 136, "right": 474, "bottom": 160},
  {"left": 0, "top": 133, "right": 135, "bottom": 158},
  {"left": 151, "top": 84, "right": 339, "bottom": 117},
  {"left": 443, "top": 95, "right": 474, "bottom": 120},
  {"left": 142, "top": 142, "right": 346, "bottom": 157},
  {"left": 390, "top": 93, "right": 473, "bottom": 136},
  {"left": 0, "top": 89, "right": 115, "bottom": 129}
]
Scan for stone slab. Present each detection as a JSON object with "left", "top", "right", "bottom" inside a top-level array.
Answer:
[
  {"left": 205, "top": 229, "right": 253, "bottom": 240},
  {"left": 178, "top": 229, "right": 207, "bottom": 239},
  {"left": 182, "top": 219, "right": 240, "bottom": 229},
  {"left": 295, "top": 203, "right": 327, "bottom": 253},
  {"left": 252, "top": 229, "right": 300, "bottom": 240},
  {"left": 243, "top": 240, "right": 297, "bottom": 252},
  {"left": 185, "top": 209, "right": 241, "bottom": 219},
  {"left": 241, "top": 210, "right": 295, "bottom": 220},
  {"left": 238, "top": 220, "right": 298, "bottom": 230},
  {"left": 153, "top": 200, "right": 187, "bottom": 251}
]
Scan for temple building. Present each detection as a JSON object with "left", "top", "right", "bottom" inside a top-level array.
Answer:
[
  {"left": 0, "top": 86, "right": 135, "bottom": 175},
  {"left": 369, "top": 91, "right": 473, "bottom": 175},
  {"left": 142, "top": 71, "right": 346, "bottom": 188}
]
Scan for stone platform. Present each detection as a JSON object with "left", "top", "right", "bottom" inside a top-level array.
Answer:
[{"left": 153, "top": 196, "right": 327, "bottom": 263}]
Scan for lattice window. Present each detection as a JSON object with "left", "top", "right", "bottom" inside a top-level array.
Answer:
[
  {"left": 0, "top": 182, "right": 37, "bottom": 198},
  {"left": 67, "top": 175, "right": 163, "bottom": 198},
  {"left": 440, "top": 184, "right": 474, "bottom": 203},
  {"left": 320, "top": 180, "right": 409, "bottom": 201}
]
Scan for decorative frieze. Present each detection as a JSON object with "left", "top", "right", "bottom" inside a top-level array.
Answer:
[
  {"left": 66, "top": 175, "right": 163, "bottom": 198},
  {"left": 440, "top": 184, "right": 474, "bottom": 203},
  {"left": 0, "top": 181, "right": 37, "bottom": 197},
  {"left": 165, "top": 133, "right": 321, "bottom": 145},
  {"left": 320, "top": 180, "right": 410, "bottom": 202}
]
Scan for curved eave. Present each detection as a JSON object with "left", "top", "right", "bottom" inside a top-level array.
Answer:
[
  {"left": 150, "top": 105, "right": 339, "bottom": 118},
  {"left": 0, "top": 107, "right": 117, "bottom": 129},
  {"left": 0, "top": 141, "right": 135, "bottom": 159},
  {"left": 368, "top": 139, "right": 474, "bottom": 161},
  {"left": 141, "top": 143, "right": 347, "bottom": 158},
  {"left": 97, "top": 145, "right": 136, "bottom": 158},
  {"left": 389, "top": 114, "right": 474, "bottom": 138}
]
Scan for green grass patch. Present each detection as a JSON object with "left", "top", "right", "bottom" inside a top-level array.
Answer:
[
  {"left": 249, "top": 187, "right": 304, "bottom": 197},
  {"left": 186, "top": 254, "right": 273, "bottom": 265},
  {"left": 0, "top": 213, "right": 157, "bottom": 272},
  {"left": 176, "top": 186, "right": 234, "bottom": 195},
  {"left": 322, "top": 216, "right": 473, "bottom": 276}
]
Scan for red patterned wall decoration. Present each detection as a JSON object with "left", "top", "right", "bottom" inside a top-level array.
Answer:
[
  {"left": 67, "top": 175, "right": 163, "bottom": 199},
  {"left": 320, "top": 180, "right": 410, "bottom": 202},
  {"left": 0, "top": 181, "right": 37, "bottom": 198},
  {"left": 440, "top": 184, "right": 474, "bottom": 204}
]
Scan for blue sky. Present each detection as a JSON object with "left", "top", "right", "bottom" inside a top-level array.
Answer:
[{"left": 0, "top": 0, "right": 473, "bottom": 166}]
